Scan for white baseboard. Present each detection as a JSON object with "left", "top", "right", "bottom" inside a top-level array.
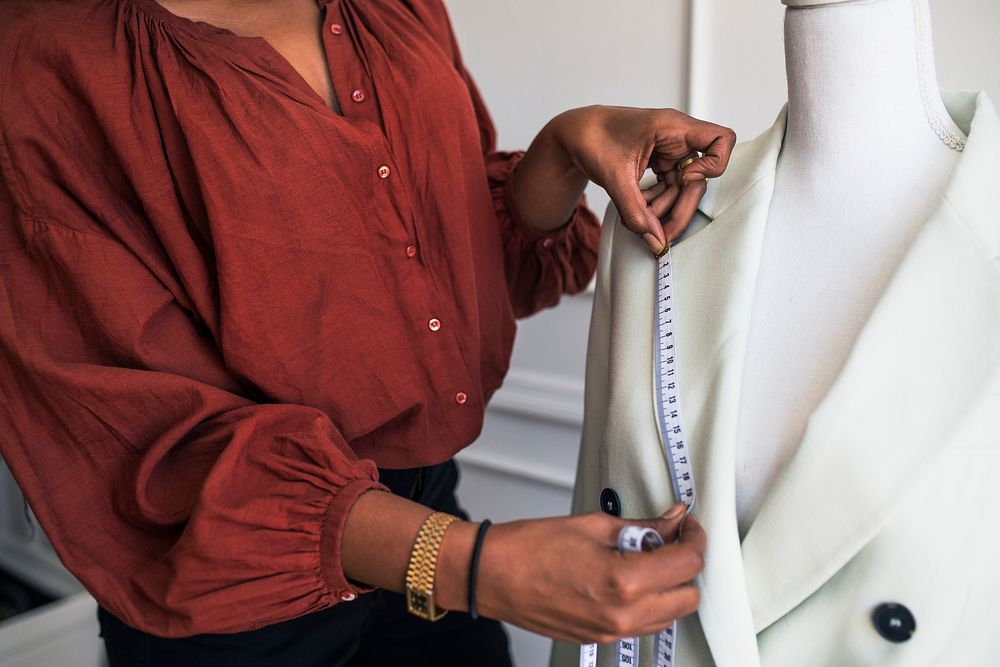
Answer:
[
  {"left": 455, "top": 447, "right": 575, "bottom": 490},
  {"left": 488, "top": 367, "right": 584, "bottom": 427}
]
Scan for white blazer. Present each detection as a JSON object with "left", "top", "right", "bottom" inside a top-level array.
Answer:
[{"left": 552, "top": 90, "right": 1000, "bottom": 667}]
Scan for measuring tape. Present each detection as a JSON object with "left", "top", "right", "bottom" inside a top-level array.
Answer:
[
  {"left": 579, "top": 245, "right": 697, "bottom": 667},
  {"left": 654, "top": 245, "right": 697, "bottom": 512},
  {"left": 650, "top": 243, "right": 697, "bottom": 667}
]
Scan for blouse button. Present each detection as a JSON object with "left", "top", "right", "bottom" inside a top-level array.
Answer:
[
  {"left": 329, "top": 23, "right": 344, "bottom": 35},
  {"left": 351, "top": 89, "right": 367, "bottom": 103},
  {"left": 541, "top": 237, "right": 555, "bottom": 249},
  {"left": 428, "top": 318, "right": 442, "bottom": 332},
  {"left": 406, "top": 245, "right": 418, "bottom": 258},
  {"left": 377, "top": 165, "right": 391, "bottom": 179},
  {"left": 340, "top": 592, "right": 357, "bottom": 602},
  {"left": 455, "top": 392, "right": 468, "bottom": 405}
]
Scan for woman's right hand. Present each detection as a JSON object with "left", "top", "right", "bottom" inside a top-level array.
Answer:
[
  {"left": 473, "top": 505, "right": 706, "bottom": 644},
  {"left": 343, "top": 489, "right": 704, "bottom": 644}
]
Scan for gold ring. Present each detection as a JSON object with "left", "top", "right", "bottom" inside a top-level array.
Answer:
[
  {"left": 655, "top": 239, "right": 671, "bottom": 259},
  {"left": 676, "top": 155, "right": 699, "bottom": 172},
  {"left": 677, "top": 157, "right": 698, "bottom": 171}
]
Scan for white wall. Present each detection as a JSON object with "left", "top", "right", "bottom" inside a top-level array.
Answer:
[
  {"left": 688, "top": 0, "right": 1000, "bottom": 142},
  {"left": 447, "top": 1, "right": 999, "bottom": 665},
  {"left": 448, "top": 0, "right": 691, "bottom": 225}
]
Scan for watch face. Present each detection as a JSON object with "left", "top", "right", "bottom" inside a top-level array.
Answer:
[{"left": 407, "top": 589, "right": 431, "bottom": 616}]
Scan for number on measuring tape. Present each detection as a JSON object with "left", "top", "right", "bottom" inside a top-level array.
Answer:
[
  {"left": 618, "top": 639, "right": 637, "bottom": 666},
  {"left": 655, "top": 250, "right": 696, "bottom": 513},
  {"left": 653, "top": 247, "right": 697, "bottom": 667},
  {"left": 579, "top": 247, "right": 697, "bottom": 667}
]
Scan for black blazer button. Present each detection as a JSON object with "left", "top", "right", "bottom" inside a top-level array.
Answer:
[
  {"left": 872, "top": 603, "right": 916, "bottom": 643},
  {"left": 600, "top": 488, "right": 621, "bottom": 517}
]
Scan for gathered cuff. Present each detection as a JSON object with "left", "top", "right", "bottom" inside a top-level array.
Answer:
[
  {"left": 487, "top": 151, "right": 601, "bottom": 318},
  {"left": 319, "top": 476, "right": 390, "bottom": 600},
  {"left": 496, "top": 152, "right": 577, "bottom": 243}
]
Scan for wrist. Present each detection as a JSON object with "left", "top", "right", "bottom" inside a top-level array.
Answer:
[
  {"left": 341, "top": 489, "right": 434, "bottom": 594},
  {"left": 514, "top": 120, "right": 589, "bottom": 234},
  {"left": 403, "top": 512, "right": 462, "bottom": 621},
  {"left": 538, "top": 112, "right": 583, "bottom": 180},
  {"left": 434, "top": 518, "right": 478, "bottom": 612}
]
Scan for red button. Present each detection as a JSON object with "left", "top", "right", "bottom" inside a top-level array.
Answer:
[
  {"left": 377, "top": 165, "right": 391, "bottom": 179},
  {"left": 428, "top": 318, "right": 441, "bottom": 332},
  {"left": 329, "top": 23, "right": 344, "bottom": 35},
  {"left": 541, "top": 238, "right": 555, "bottom": 249},
  {"left": 406, "top": 245, "right": 417, "bottom": 258},
  {"left": 455, "top": 392, "right": 468, "bottom": 405},
  {"left": 351, "top": 89, "right": 366, "bottom": 103}
]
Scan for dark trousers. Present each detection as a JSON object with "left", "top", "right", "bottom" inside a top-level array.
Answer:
[{"left": 98, "top": 460, "right": 512, "bottom": 666}]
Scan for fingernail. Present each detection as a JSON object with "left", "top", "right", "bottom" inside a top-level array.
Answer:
[
  {"left": 665, "top": 502, "right": 686, "bottom": 519},
  {"left": 643, "top": 233, "right": 666, "bottom": 256}
]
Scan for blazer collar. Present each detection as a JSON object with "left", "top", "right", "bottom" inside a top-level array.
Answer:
[{"left": 677, "top": 89, "right": 1000, "bottom": 640}]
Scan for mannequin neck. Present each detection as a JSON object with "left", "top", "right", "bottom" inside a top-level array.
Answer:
[{"left": 781, "top": 0, "right": 965, "bottom": 176}]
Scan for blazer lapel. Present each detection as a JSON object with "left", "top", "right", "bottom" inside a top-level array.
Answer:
[
  {"left": 665, "top": 109, "right": 787, "bottom": 665},
  {"left": 740, "top": 90, "right": 1000, "bottom": 633}
]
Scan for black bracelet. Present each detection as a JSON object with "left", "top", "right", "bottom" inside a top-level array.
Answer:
[{"left": 467, "top": 519, "right": 492, "bottom": 620}]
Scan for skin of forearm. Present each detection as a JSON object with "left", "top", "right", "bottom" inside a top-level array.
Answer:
[
  {"left": 512, "top": 117, "right": 590, "bottom": 233},
  {"left": 340, "top": 489, "right": 478, "bottom": 611}
]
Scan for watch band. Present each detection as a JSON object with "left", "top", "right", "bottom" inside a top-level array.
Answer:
[{"left": 405, "top": 511, "right": 459, "bottom": 621}]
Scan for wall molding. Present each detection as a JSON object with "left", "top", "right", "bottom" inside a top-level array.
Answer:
[
  {"left": 687, "top": 0, "right": 709, "bottom": 119},
  {"left": 455, "top": 447, "right": 575, "bottom": 490},
  {"left": 487, "top": 367, "right": 584, "bottom": 427},
  {"left": 461, "top": 367, "right": 586, "bottom": 491}
]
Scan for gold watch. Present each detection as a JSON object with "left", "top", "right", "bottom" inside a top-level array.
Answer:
[{"left": 405, "top": 511, "right": 459, "bottom": 621}]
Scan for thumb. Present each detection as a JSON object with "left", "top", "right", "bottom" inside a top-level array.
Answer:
[{"left": 634, "top": 502, "right": 688, "bottom": 545}]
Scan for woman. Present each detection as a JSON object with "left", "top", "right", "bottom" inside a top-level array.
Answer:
[{"left": 0, "top": 0, "right": 735, "bottom": 663}]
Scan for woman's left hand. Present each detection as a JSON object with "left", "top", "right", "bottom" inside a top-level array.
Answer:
[{"left": 514, "top": 106, "right": 736, "bottom": 255}]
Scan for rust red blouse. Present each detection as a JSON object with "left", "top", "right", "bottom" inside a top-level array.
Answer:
[{"left": 0, "top": 0, "right": 599, "bottom": 636}]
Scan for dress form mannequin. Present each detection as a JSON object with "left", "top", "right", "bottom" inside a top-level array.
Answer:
[{"left": 734, "top": 0, "right": 967, "bottom": 537}]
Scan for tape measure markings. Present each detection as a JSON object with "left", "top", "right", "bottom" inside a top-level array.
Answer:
[
  {"left": 579, "top": 246, "right": 697, "bottom": 667},
  {"left": 652, "top": 246, "right": 698, "bottom": 667}
]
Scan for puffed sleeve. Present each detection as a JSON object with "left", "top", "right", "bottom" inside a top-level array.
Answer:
[
  {"left": 409, "top": 0, "right": 602, "bottom": 318},
  {"left": 0, "top": 190, "right": 388, "bottom": 636},
  {"left": 0, "top": 190, "right": 390, "bottom": 637},
  {"left": 0, "top": 3, "right": 399, "bottom": 638}
]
